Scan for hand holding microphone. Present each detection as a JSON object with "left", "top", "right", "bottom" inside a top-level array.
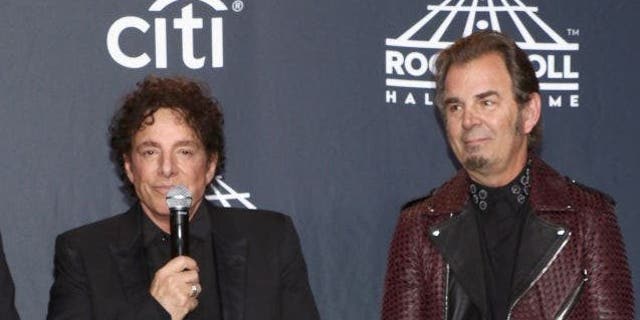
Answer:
[{"left": 150, "top": 185, "right": 201, "bottom": 319}]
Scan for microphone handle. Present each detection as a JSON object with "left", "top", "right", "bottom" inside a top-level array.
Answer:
[{"left": 170, "top": 209, "right": 189, "bottom": 257}]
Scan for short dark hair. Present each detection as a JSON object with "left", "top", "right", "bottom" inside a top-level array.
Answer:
[
  {"left": 109, "top": 75, "right": 225, "bottom": 196},
  {"left": 435, "top": 30, "right": 542, "bottom": 151}
]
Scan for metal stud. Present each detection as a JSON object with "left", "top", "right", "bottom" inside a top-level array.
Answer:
[
  {"left": 432, "top": 230, "right": 440, "bottom": 237},
  {"left": 557, "top": 229, "right": 566, "bottom": 236}
]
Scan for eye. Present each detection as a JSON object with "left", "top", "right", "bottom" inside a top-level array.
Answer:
[
  {"left": 447, "top": 103, "right": 462, "bottom": 113},
  {"left": 178, "top": 148, "right": 195, "bottom": 156},
  {"left": 481, "top": 99, "right": 495, "bottom": 108},
  {"left": 140, "top": 149, "right": 157, "bottom": 157}
]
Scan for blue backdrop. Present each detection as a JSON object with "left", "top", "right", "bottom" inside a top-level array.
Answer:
[{"left": 0, "top": 0, "right": 638, "bottom": 319}]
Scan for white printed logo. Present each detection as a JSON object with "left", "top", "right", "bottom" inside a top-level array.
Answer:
[
  {"left": 107, "top": 0, "right": 241, "bottom": 69},
  {"left": 206, "top": 177, "right": 257, "bottom": 209},
  {"left": 385, "top": 0, "right": 581, "bottom": 108}
]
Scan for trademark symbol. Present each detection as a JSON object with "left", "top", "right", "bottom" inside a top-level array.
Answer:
[
  {"left": 232, "top": 0, "right": 244, "bottom": 12},
  {"left": 566, "top": 28, "right": 580, "bottom": 36}
]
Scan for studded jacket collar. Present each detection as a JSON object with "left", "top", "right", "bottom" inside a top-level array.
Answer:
[
  {"left": 419, "top": 157, "right": 580, "bottom": 216},
  {"left": 382, "top": 156, "right": 634, "bottom": 320}
]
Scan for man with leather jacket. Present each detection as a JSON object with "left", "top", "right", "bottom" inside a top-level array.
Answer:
[{"left": 381, "top": 31, "right": 634, "bottom": 319}]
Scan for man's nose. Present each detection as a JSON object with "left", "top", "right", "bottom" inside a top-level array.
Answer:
[
  {"left": 159, "top": 153, "right": 176, "bottom": 178},
  {"left": 461, "top": 107, "right": 481, "bottom": 129}
]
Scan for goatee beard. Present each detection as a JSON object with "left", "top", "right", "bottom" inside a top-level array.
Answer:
[{"left": 464, "top": 156, "right": 488, "bottom": 171}]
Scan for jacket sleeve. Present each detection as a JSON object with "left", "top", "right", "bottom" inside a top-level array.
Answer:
[
  {"left": 278, "top": 216, "right": 320, "bottom": 320},
  {"left": 582, "top": 205, "right": 634, "bottom": 319},
  {"left": 47, "top": 234, "right": 170, "bottom": 320},
  {"left": 382, "top": 211, "right": 428, "bottom": 320},
  {"left": 0, "top": 233, "right": 20, "bottom": 320}
]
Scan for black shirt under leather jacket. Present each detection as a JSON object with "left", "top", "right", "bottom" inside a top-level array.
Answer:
[
  {"left": 468, "top": 165, "right": 531, "bottom": 320},
  {"left": 382, "top": 156, "right": 634, "bottom": 320}
]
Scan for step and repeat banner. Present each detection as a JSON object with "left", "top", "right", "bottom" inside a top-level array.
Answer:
[{"left": 1, "top": 0, "right": 638, "bottom": 318}]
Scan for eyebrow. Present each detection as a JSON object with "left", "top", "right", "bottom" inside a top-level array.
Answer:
[
  {"left": 443, "top": 97, "right": 462, "bottom": 105},
  {"left": 476, "top": 90, "right": 499, "bottom": 100},
  {"left": 135, "top": 141, "right": 160, "bottom": 149},
  {"left": 173, "top": 140, "right": 201, "bottom": 148},
  {"left": 443, "top": 90, "right": 500, "bottom": 107},
  {"left": 135, "top": 140, "right": 201, "bottom": 150}
]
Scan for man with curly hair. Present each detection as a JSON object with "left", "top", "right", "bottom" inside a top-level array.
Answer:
[{"left": 47, "top": 76, "right": 319, "bottom": 320}]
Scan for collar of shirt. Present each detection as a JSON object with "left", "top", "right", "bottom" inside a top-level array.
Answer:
[
  {"left": 468, "top": 163, "right": 531, "bottom": 212},
  {"left": 141, "top": 202, "right": 212, "bottom": 249}
]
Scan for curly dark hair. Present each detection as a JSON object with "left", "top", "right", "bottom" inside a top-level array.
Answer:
[
  {"left": 109, "top": 75, "right": 225, "bottom": 197},
  {"left": 434, "top": 30, "right": 542, "bottom": 151}
]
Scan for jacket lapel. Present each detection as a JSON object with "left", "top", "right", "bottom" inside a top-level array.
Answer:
[
  {"left": 108, "top": 205, "right": 150, "bottom": 305},
  {"left": 429, "top": 206, "right": 488, "bottom": 317},
  {"left": 508, "top": 157, "right": 574, "bottom": 303},
  {"left": 423, "top": 169, "right": 490, "bottom": 314},
  {"left": 208, "top": 203, "right": 248, "bottom": 320},
  {"left": 510, "top": 207, "right": 570, "bottom": 303}
]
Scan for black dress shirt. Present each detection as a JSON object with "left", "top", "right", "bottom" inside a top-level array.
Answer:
[
  {"left": 469, "top": 166, "right": 531, "bottom": 320},
  {"left": 142, "top": 204, "right": 221, "bottom": 320}
]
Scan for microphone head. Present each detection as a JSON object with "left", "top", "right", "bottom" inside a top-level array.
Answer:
[{"left": 166, "top": 185, "right": 192, "bottom": 210}]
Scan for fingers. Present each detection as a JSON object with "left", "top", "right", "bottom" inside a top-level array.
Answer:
[
  {"left": 170, "top": 283, "right": 199, "bottom": 309},
  {"left": 159, "top": 256, "right": 199, "bottom": 273},
  {"left": 150, "top": 257, "right": 201, "bottom": 319},
  {"left": 187, "top": 296, "right": 199, "bottom": 312}
]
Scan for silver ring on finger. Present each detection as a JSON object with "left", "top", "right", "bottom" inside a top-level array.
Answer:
[{"left": 190, "top": 284, "right": 200, "bottom": 298}]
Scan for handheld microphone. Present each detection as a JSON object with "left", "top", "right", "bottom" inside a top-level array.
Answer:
[{"left": 166, "top": 185, "right": 192, "bottom": 257}]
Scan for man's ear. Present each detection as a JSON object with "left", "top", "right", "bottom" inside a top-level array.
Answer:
[
  {"left": 205, "top": 154, "right": 218, "bottom": 183},
  {"left": 123, "top": 154, "right": 135, "bottom": 183},
  {"left": 521, "top": 92, "right": 541, "bottom": 134}
]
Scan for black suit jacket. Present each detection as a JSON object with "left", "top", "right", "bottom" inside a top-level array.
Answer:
[
  {"left": 0, "top": 232, "right": 19, "bottom": 320},
  {"left": 47, "top": 202, "right": 320, "bottom": 320}
]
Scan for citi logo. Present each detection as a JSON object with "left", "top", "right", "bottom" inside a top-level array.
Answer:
[
  {"left": 385, "top": 0, "right": 581, "bottom": 108},
  {"left": 107, "top": 0, "right": 242, "bottom": 69}
]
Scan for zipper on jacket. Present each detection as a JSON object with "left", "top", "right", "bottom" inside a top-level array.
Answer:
[
  {"left": 554, "top": 269, "right": 589, "bottom": 320},
  {"left": 443, "top": 263, "right": 450, "bottom": 320},
  {"left": 443, "top": 212, "right": 453, "bottom": 320},
  {"left": 506, "top": 232, "right": 571, "bottom": 320}
]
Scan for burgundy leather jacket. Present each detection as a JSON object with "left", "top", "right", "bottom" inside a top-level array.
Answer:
[{"left": 382, "top": 157, "right": 634, "bottom": 319}]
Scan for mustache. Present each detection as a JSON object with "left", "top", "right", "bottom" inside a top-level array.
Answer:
[{"left": 461, "top": 127, "right": 490, "bottom": 141}]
